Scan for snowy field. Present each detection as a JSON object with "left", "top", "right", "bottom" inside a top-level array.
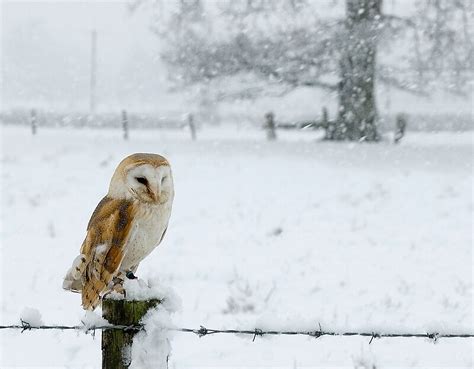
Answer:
[{"left": 0, "top": 125, "right": 472, "bottom": 368}]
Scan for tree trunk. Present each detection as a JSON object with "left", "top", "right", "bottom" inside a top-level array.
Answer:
[{"left": 329, "top": 0, "right": 381, "bottom": 141}]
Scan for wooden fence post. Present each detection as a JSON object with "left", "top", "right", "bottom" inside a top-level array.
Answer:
[
  {"left": 102, "top": 298, "right": 160, "bottom": 369},
  {"left": 323, "top": 107, "right": 337, "bottom": 140},
  {"left": 188, "top": 114, "right": 197, "bottom": 141},
  {"left": 122, "top": 110, "right": 129, "bottom": 140},
  {"left": 321, "top": 107, "right": 328, "bottom": 128},
  {"left": 394, "top": 113, "right": 407, "bottom": 144},
  {"left": 264, "top": 111, "right": 277, "bottom": 141},
  {"left": 31, "top": 109, "right": 37, "bottom": 135}
]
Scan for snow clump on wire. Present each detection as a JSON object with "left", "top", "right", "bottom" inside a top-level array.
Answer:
[{"left": 20, "top": 307, "right": 44, "bottom": 327}]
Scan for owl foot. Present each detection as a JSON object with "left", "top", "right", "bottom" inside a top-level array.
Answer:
[
  {"left": 112, "top": 282, "right": 126, "bottom": 297},
  {"left": 103, "top": 288, "right": 126, "bottom": 300},
  {"left": 126, "top": 271, "right": 137, "bottom": 280},
  {"left": 103, "top": 277, "right": 126, "bottom": 299}
]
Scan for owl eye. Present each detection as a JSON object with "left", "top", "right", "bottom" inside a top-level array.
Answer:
[
  {"left": 135, "top": 177, "right": 148, "bottom": 185},
  {"left": 161, "top": 176, "right": 167, "bottom": 185}
]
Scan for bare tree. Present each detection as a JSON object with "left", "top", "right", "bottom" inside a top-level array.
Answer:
[{"left": 149, "top": 0, "right": 472, "bottom": 141}]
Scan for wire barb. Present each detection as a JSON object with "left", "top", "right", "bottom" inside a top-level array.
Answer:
[
  {"left": 309, "top": 322, "right": 323, "bottom": 338},
  {"left": 197, "top": 326, "right": 208, "bottom": 337},
  {"left": 20, "top": 319, "right": 31, "bottom": 333},
  {"left": 369, "top": 332, "right": 380, "bottom": 344},
  {"left": 427, "top": 332, "right": 439, "bottom": 342},
  {"left": 253, "top": 328, "right": 263, "bottom": 342}
]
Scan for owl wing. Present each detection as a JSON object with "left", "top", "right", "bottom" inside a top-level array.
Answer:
[{"left": 80, "top": 196, "right": 137, "bottom": 310}]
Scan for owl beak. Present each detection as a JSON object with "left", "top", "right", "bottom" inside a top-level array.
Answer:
[
  {"left": 144, "top": 184, "right": 158, "bottom": 203},
  {"left": 150, "top": 185, "right": 161, "bottom": 203}
]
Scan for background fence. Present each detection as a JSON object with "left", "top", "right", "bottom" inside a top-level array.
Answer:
[{"left": 1, "top": 109, "right": 472, "bottom": 132}]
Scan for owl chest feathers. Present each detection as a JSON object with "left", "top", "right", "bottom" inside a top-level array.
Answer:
[{"left": 120, "top": 200, "right": 171, "bottom": 270}]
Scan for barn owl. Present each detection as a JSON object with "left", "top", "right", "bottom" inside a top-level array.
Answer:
[{"left": 63, "top": 153, "right": 174, "bottom": 310}]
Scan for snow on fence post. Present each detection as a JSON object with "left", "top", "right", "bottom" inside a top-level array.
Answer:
[
  {"left": 101, "top": 298, "right": 160, "bottom": 369},
  {"left": 264, "top": 111, "right": 277, "bottom": 141},
  {"left": 122, "top": 110, "right": 129, "bottom": 140},
  {"left": 31, "top": 109, "right": 37, "bottom": 135},
  {"left": 188, "top": 113, "right": 197, "bottom": 141}
]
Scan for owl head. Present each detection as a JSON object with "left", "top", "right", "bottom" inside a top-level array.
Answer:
[{"left": 108, "top": 153, "right": 174, "bottom": 204}]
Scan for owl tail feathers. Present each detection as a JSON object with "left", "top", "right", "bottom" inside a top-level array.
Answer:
[
  {"left": 81, "top": 279, "right": 108, "bottom": 310},
  {"left": 62, "top": 254, "right": 87, "bottom": 293}
]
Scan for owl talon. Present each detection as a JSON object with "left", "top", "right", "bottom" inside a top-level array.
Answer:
[
  {"left": 126, "top": 271, "right": 137, "bottom": 280},
  {"left": 102, "top": 277, "right": 127, "bottom": 300}
]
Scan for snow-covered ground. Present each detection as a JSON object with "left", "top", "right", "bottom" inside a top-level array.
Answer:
[{"left": 0, "top": 125, "right": 472, "bottom": 368}]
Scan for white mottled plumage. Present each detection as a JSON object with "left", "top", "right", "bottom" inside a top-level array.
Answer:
[{"left": 63, "top": 153, "right": 174, "bottom": 310}]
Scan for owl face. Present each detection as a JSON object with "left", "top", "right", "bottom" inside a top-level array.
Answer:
[
  {"left": 108, "top": 153, "right": 174, "bottom": 205},
  {"left": 126, "top": 164, "right": 173, "bottom": 204}
]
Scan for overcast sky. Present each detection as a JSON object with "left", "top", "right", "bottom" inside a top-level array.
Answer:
[
  {"left": 1, "top": 1, "right": 469, "bottom": 116},
  {"left": 1, "top": 1, "right": 178, "bottom": 112},
  {"left": 0, "top": 0, "right": 346, "bottom": 113}
]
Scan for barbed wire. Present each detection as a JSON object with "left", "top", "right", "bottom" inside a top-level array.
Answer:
[
  {"left": 175, "top": 326, "right": 474, "bottom": 343},
  {"left": 1, "top": 320, "right": 473, "bottom": 344}
]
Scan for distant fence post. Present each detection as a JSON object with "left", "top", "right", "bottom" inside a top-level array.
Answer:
[
  {"left": 394, "top": 113, "right": 407, "bottom": 144},
  {"left": 188, "top": 114, "right": 197, "bottom": 141},
  {"left": 122, "top": 110, "right": 129, "bottom": 140},
  {"left": 321, "top": 107, "right": 328, "bottom": 129},
  {"left": 102, "top": 298, "right": 160, "bottom": 369},
  {"left": 31, "top": 109, "right": 37, "bottom": 135},
  {"left": 264, "top": 112, "right": 277, "bottom": 141},
  {"left": 323, "top": 107, "right": 337, "bottom": 140}
]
